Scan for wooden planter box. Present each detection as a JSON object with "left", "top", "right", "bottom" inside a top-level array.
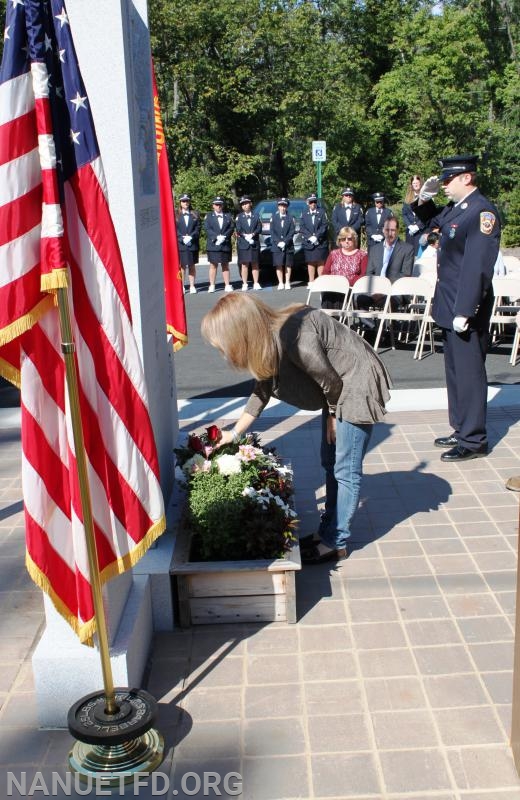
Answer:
[{"left": 170, "top": 524, "right": 301, "bottom": 627}]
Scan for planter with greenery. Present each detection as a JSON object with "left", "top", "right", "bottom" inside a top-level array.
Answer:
[{"left": 171, "top": 426, "right": 301, "bottom": 626}]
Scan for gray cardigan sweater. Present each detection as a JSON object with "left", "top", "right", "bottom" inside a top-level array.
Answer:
[{"left": 244, "top": 308, "right": 392, "bottom": 424}]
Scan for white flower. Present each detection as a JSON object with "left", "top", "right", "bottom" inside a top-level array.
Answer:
[
  {"left": 215, "top": 454, "right": 242, "bottom": 475},
  {"left": 276, "top": 464, "right": 293, "bottom": 478},
  {"left": 237, "top": 444, "right": 263, "bottom": 462},
  {"left": 182, "top": 453, "right": 208, "bottom": 475}
]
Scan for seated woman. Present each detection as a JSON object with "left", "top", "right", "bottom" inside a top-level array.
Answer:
[
  {"left": 321, "top": 226, "right": 368, "bottom": 308},
  {"left": 201, "top": 294, "right": 392, "bottom": 564}
]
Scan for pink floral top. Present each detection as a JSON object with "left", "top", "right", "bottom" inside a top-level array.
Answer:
[{"left": 323, "top": 248, "right": 368, "bottom": 286}]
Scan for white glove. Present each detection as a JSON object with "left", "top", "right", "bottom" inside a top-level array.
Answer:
[
  {"left": 245, "top": 234, "right": 254, "bottom": 244},
  {"left": 453, "top": 316, "right": 469, "bottom": 333},
  {"left": 277, "top": 241, "right": 285, "bottom": 250},
  {"left": 182, "top": 235, "right": 192, "bottom": 245},
  {"left": 215, "top": 234, "right": 226, "bottom": 246},
  {"left": 419, "top": 176, "right": 440, "bottom": 201},
  {"left": 371, "top": 234, "right": 383, "bottom": 242},
  {"left": 407, "top": 224, "right": 419, "bottom": 235},
  {"left": 308, "top": 235, "right": 318, "bottom": 244}
]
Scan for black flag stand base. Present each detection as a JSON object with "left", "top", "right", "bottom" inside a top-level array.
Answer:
[{"left": 67, "top": 688, "right": 164, "bottom": 785}]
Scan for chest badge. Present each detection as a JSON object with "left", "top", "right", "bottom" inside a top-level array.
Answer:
[
  {"left": 480, "top": 211, "right": 496, "bottom": 235},
  {"left": 461, "top": 202, "right": 468, "bottom": 209},
  {"left": 448, "top": 225, "right": 458, "bottom": 239}
]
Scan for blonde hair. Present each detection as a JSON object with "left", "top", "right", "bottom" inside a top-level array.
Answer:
[
  {"left": 336, "top": 226, "right": 358, "bottom": 247},
  {"left": 404, "top": 174, "right": 423, "bottom": 204},
  {"left": 201, "top": 294, "right": 304, "bottom": 380}
]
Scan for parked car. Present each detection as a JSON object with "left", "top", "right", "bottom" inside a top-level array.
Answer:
[{"left": 254, "top": 198, "right": 330, "bottom": 283}]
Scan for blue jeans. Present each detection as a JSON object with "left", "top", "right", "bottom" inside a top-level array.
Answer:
[{"left": 319, "top": 410, "right": 372, "bottom": 550}]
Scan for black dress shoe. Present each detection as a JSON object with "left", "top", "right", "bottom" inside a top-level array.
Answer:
[
  {"left": 301, "top": 543, "right": 348, "bottom": 565},
  {"left": 440, "top": 444, "right": 488, "bottom": 462},
  {"left": 434, "top": 435, "right": 458, "bottom": 448}
]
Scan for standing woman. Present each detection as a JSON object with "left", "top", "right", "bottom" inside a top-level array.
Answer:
[
  {"left": 201, "top": 294, "right": 392, "bottom": 563},
  {"left": 235, "top": 196, "right": 263, "bottom": 291},
  {"left": 300, "top": 193, "right": 330, "bottom": 285},
  {"left": 402, "top": 174, "right": 426, "bottom": 255},
  {"left": 204, "top": 196, "right": 235, "bottom": 293},
  {"left": 270, "top": 198, "right": 296, "bottom": 290},
  {"left": 176, "top": 193, "right": 201, "bottom": 294}
]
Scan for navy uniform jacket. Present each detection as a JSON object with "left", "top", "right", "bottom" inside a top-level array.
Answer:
[
  {"left": 366, "top": 239, "right": 414, "bottom": 283},
  {"left": 365, "top": 206, "right": 394, "bottom": 241},
  {"left": 235, "top": 211, "right": 262, "bottom": 255},
  {"left": 204, "top": 211, "right": 235, "bottom": 256},
  {"left": 413, "top": 190, "right": 500, "bottom": 329},
  {"left": 269, "top": 212, "right": 295, "bottom": 252},
  {"left": 300, "top": 207, "right": 329, "bottom": 258},
  {"left": 176, "top": 209, "right": 201, "bottom": 265},
  {"left": 331, "top": 203, "right": 364, "bottom": 237},
  {"left": 402, "top": 202, "right": 426, "bottom": 249}
]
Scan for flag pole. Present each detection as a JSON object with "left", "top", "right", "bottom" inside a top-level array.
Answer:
[
  {"left": 57, "top": 281, "right": 164, "bottom": 783},
  {"left": 55, "top": 285, "right": 118, "bottom": 715}
]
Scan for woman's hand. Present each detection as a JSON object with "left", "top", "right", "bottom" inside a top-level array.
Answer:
[
  {"left": 215, "top": 429, "right": 235, "bottom": 449},
  {"left": 326, "top": 415, "right": 336, "bottom": 445}
]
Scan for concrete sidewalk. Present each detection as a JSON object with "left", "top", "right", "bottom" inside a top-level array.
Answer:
[{"left": 2, "top": 402, "right": 520, "bottom": 799}]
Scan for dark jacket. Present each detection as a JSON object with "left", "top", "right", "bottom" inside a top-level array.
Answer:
[
  {"left": 204, "top": 211, "right": 234, "bottom": 256},
  {"left": 235, "top": 211, "right": 262, "bottom": 254},
  {"left": 402, "top": 202, "right": 427, "bottom": 252},
  {"left": 413, "top": 189, "right": 500, "bottom": 329},
  {"left": 331, "top": 202, "right": 364, "bottom": 237},
  {"left": 300, "top": 207, "right": 329, "bottom": 258},
  {"left": 244, "top": 308, "right": 392, "bottom": 425},
  {"left": 365, "top": 206, "right": 394, "bottom": 242},
  {"left": 366, "top": 239, "right": 415, "bottom": 283},
  {"left": 176, "top": 209, "right": 201, "bottom": 265},
  {"left": 269, "top": 212, "right": 295, "bottom": 252}
]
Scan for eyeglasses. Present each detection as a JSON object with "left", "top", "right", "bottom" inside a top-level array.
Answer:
[{"left": 340, "top": 237, "right": 354, "bottom": 242}]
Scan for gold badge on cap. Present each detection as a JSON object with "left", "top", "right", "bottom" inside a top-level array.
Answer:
[{"left": 480, "top": 211, "right": 496, "bottom": 235}]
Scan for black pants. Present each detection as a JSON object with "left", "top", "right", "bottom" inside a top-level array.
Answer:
[{"left": 442, "top": 326, "right": 489, "bottom": 450}]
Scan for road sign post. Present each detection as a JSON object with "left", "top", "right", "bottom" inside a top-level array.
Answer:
[{"left": 312, "top": 140, "right": 326, "bottom": 199}]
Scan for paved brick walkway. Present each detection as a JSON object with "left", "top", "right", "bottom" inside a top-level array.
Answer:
[{"left": 2, "top": 406, "right": 520, "bottom": 798}]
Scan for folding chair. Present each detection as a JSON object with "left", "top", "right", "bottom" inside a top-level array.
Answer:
[
  {"left": 504, "top": 256, "right": 520, "bottom": 275},
  {"left": 305, "top": 275, "right": 351, "bottom": 323},
  {"left": 346, "top": 275, "right": 392, "bottom": 337},
  {"left": 374, "top": 277, "right": 434, "bottom": 356},
  {"left": 489, "top": 276, "right": 520, "bottom": 350}
]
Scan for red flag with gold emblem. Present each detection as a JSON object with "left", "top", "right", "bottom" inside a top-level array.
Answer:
[{"left": 152, "top": 64, "right": 188, "bottom": 350}]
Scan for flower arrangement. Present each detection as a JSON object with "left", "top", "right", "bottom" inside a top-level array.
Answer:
[{"left": 175, "top": 426, "right": 298, "bottom": 561}]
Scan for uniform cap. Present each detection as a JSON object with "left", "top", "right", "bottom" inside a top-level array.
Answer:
[
  {"left": 277, "top": 197, "right": 290, "bottom": 206},
  {"left": 372, "top": 192, "right": 385, "bottom": 201},
  {"left": 341, "top": 187, "right": 355, "bottom": 196},
  {"left": 239, "top": 195, "right": 252, "bottom": 205},
  {"left": 439, "top": 154, "right": 478, "bottom": 182},
  {"left": 212, "top": 196, "right": 225, "bottom": 205},
  {"left": 306, "top": 193, "right": 318, "bottom": 203},
  {"left": 179, "top": 193, "right": 191, "bottom": 202}
]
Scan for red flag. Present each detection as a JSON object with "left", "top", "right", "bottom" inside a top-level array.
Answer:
[
  {"left": 0, "top": 0, "right": 166, "bottom": 644},
  {"left": 152, "top": 65, "right": 188, "bottom": 350}
]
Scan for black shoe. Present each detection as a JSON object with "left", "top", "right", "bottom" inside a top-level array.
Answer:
[
  {"left": 299, "top": 534, "right": 319, "bottom": 551},
  {"left": 440, "top": 444, "right": 488, "bottom": 462},
  {"left": 301, "top": 543, "right": 348, "bottom": 565},
  {"left": 434, "top": 435, "right": 458, "bottom": 448}
]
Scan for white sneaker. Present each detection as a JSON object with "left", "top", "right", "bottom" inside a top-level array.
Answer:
[
  {"left": 189, "top": 286, "right": 197, "bottom": 294},
  {"left": 277, "top": 283, "right": 284, "bottom": 291},
  {"left": 285, "top": 282, "right": 291, "bottom": 290},
  {"left": 208, "top": 284, "right": 216, "bottom": 293},
  {"left": 241, "top": 283, "right": 248, "bottom": 291},
  {"left": 253, "top": 283, "right": 262, "bottom": 291},
  {"left": 224, "top": 284, "right": 234, "bottom": 292}
]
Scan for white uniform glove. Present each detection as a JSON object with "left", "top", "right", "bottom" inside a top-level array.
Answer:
[
  {"left": 182, "top": 235, "right": 192, "bottom": 245},
  {"left": 245, "top": 234, "right": 254, "bottom": 244},
  {"left": 308, "top": 235, "right": 318, "bottom": 244},
  {"left": 277, "top": 241, "right": 286, "bottom": 250},
  {"left": 215, "top": 234, "right": 226, "bottom": 246},
  {"left": 371, "top": 234, "right": 383, "bottom": 242},
  {"left": 419, "top": 176, "right": 440, "bottom": 202},
  {"left": 407, "top": 224, "right": 419, "bottom": 235},
  {"left": 453, "top": 316, "right": 469, "bottom": 333}
]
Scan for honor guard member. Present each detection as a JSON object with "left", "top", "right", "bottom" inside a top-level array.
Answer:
[
  {"left": 204, "top": 196, "right": 235, "bottom": 293},
  {"left": 331, "top": 187, "right": 364, "bottom": 238},
  {"left": 301, "top": 193, "right": 330, "bottom": 285},
  {"left": 235, "top": 196, "right": 263, "bottom": 291},
  {"left": 413, "top": 154, "right": 500, "bottom": 462},
  {"left": 365, "top": 192, "right": 394, "bottom": 247},
  {"left": 270, "top": 198, "right": 296, "bottom": 290},
  {"left": 176, "top": 193, "right": 201, "bottom": 294}
]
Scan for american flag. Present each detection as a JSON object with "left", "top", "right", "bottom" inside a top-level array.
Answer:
[{"left": 0, "top": 0, "right": 166, "bottom": 644}]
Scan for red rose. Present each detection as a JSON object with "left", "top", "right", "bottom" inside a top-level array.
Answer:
[
  {"left": 206, "top": 425, "right": 221, "bottom": 443},
  {"left": 188, "top": 434, "right": 204, "bottom": 454}
]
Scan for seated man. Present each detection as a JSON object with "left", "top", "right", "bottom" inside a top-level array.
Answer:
[{"left": 355, "top": 218, "right": 415, "bottom": 321}]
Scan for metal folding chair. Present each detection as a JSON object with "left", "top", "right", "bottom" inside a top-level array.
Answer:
[
  {"left": 305, "top": 275, "right": 351, "bottom": 323},
  {"left": 374, "top": 277, "right": 435, "bottom": 357}
]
